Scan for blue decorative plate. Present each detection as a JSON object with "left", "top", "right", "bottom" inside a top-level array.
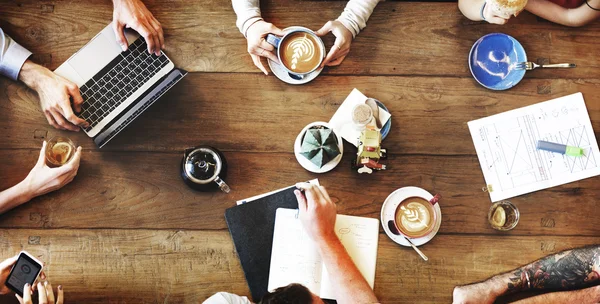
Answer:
[
  {"left": 469, "top": 33, "right": 527, "bottom": 90},
  {"left": 374, "top": 99, "right": 391, "bottom": 141}
]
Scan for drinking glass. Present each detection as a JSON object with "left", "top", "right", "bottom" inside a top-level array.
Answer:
[
  {"left": 45, "top": 136, "right": 76, "bottom": 167},
  {"left": 488, "top": 200, "right": 519, "bottom": 231}
]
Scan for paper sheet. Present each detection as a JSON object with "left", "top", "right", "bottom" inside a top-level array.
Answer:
[
  {"left": 329, "top": 88, "right": 391, "bottom": 147},
  {"left": 268, "top": 208, "right": 379, "bottom": 300},
  {"left": 468, "top": 92, "right": 600, "bottom": 202}
]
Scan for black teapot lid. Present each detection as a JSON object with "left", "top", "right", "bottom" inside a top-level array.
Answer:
[{"left": 183, "top": 147, "right": 223, "bottom": 185}]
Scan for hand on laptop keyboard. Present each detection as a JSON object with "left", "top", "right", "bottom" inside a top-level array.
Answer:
[
  {"left": 112, "top": 0, "right": 164, "bottom": 56},
  {"left": 18, "top": 60, "right": 89, "bottom": 132}
]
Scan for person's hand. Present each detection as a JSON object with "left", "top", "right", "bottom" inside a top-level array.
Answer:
[
  {"left": 16, "top": 281, "right": 63, "bottom": 304},
  {"left": 482, "top": 3, "right": 523, "bottom": 24},
  {"left": 294, "top": 183, "right": 337, "bottom": 242},
  {"left": 20, "top": 141, "right": 82, "bottom": 202},
  {"left": 452, "top": 284, "right": 497, "bottom": 304},
  {"left": 112, "top": 0, "right": 164, "bottom": 55},
  {"left": 18, "top": 61, "right": 88, "bottom": 131},
  {"left": 315, "top": 20, "right": 353, "bottom": 67},
  {"left": 0, "top": 255, "right": 18, "bottom": 295},
  {"left": 245, "top": 20, "right": 285, "bottom": 75}
]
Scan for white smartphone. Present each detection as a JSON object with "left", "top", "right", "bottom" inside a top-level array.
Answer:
[{"left": 5, "top": 251, "right": 43, "bottom": 297}]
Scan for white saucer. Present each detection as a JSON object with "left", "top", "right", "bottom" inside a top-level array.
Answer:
[
  {"left": 294, "top": 122, "right": 343, "bottom": 173},
  {"left": 267, "top": 26, "right": 324, "bottom": 85},
  {"left": 380, "top": 186, "right": 442, "bottom": 247}
]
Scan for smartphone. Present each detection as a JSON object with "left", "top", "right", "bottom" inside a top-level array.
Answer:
[{"left": 5, "top": 251, "right": 43, "bottom": 297}]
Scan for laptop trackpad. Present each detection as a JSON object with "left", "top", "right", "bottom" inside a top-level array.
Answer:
[{"left": 68, "top": 32, "right": 121, "bottom": 81}]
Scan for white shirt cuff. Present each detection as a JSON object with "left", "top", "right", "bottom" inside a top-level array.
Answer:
[{"left": 1, "top": 40, "right": 31, "bottom": 81}]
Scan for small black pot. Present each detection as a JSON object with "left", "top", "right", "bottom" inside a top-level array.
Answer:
[{"left": 180, "top": 146, "right": 230, "bottom": 193}]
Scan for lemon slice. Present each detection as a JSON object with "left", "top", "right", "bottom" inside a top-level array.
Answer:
[
  {"left": 492, "top": 207, "right": 506, "bottom": 227},
  {"left": 52, "top": 142, "right": 73, "bottom": 164}
]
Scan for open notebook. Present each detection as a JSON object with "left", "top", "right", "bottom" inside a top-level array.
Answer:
[{"left": 268, "top": 208, "right": 379, "bottom": 300}]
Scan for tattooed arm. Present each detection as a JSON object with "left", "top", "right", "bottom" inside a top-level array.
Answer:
[
  {"left": 512, "top": 285, "right": 600, "bottom": 304},
  {"left": 452, "top": 245, "right": 600, "bottom": 304}
]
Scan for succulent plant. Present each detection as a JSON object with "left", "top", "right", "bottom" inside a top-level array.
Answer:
[{"left": 300, "top": 127, "right": 341, "bottom": 168}]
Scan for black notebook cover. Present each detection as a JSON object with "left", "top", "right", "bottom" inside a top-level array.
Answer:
[{"left": 224, "top": 187, "right": 299, "bottom": 302}]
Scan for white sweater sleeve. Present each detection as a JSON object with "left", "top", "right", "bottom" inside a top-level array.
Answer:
[
  {"left": 232, "top": 0, "right": 262, "bottom": 36},
  {"left": 336, "top": 0, "right": 382, "bottom": 38}
]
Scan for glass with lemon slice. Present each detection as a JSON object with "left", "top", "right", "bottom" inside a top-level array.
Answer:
[
  {"left": 488, "top": 201, "right": 519, "bottom": 231},
  {"left": 45, "top": 136, "right": 76, "bottom": 167}
]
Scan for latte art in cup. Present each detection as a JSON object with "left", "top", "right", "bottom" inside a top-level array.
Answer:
[
  {"left": 280, "top": 32, "right": 322, "bottom": 74},
  {"left": 394, "top": 197, "right": 436, "bottom": 238}
]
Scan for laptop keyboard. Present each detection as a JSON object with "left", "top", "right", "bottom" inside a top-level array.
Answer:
[{"left": 78, "top": 38, "right": 170, "bottom": 132}]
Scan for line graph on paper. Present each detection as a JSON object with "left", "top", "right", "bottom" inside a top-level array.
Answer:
[{"left": 469, "top": 93, "right": 600, "bottom": 202}]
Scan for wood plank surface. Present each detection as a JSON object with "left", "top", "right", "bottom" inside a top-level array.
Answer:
[
  {"left": 1, "top": 0, "right": 600, "bottom": 303},
  {"left": 0, "top": 0, "right": 599, "bottom": 78},
  {"left": 0, "top": 230, "right": 599, "bottom": 304},
  {"left": 1, "top": 74, "right": 599, "bottom": 154},
  {"left": 0, "top": 150, "right": 598, "bottom": 237}
]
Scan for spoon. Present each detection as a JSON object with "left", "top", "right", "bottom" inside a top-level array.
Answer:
[
  {"left": 403, "top": 236, "right": 429, "bottom": 261},
  {"left": 387, "top": 221, "right": 429, "bottom": 261}
]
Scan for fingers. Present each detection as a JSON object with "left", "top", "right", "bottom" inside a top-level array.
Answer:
[
  {"left": 251, "top": 54, "right": 269, "bottom": 75},
  {"left": 268, "top": 24, "right": 285, "bottom": 36},
  {"left": 0, "top": 255, "right": 18, "bottom": 270},
  {"left": 58, "top": 146, "right": 82, "bottom": 175},
  {"left": 44, "top": 281, "right": 55, "bottom": 304},
  {"left": 151, "top": 18, "right": 164, "bottom": 49},
  {"left": 295, "top": 183, "right": 323, "bottom": 206},
  {"left": 318, "top": 186, "right": 332, "bottom": 202},
  {"left": 37, "top": 282, "right": 48, "bottom": 304},
  {"left": 487, "top": 16, "right": 509, "bottom": 24},
  {"left": 294, "top": 189, "right": 308, "bottom": 212},
  {"left": 60, "top": 102, "right": 87, "bottom": 130},
  {"left": 44, "top": 111, "right": 60, "bottom": 130},
  {"left": 16, "top": 295, "right": 24, "bottom": 304},
  {"left": 315, "top": 21, "right": 334, "bottom": 37},
  {"left": 50, "top": 109, "right": 78, "bottom": 132},
  {"left": 22, "top": 284, "right": 32, "bottom": 304},
  {"left": 258, "top": 39, "right": 275, "bottom": 52},
  {"left": 35, "top": 141, "right": 48, "bottom": 167},
  {"left": 325, "top": 54, "right": 347, "bottom": 67},
  {"left": 67, "top": 83, "right": 84, "bottom": 114},
  {"left": 113, "top": 21, "right": 128, "bottom": 51},
  {"left": 322, "top": 46, "right": 341, "bottom": 68},
  {"left": 56, "top": 285, "right": 63, "bottom": 304}
]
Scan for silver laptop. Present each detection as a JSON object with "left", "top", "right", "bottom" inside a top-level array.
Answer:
[{"left": 55, "top": 23, "right": 186, "bottom": 148}]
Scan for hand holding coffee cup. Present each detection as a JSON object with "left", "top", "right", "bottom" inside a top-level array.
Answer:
[
  {"left": 315, "top": 20, "right": 354, "bottom": 67},
  {"left": 245, "top": 20, "right": 286, "bottom": 75},
  {"left": 266, "top": 27, "right": 326, "bottom": 80}
]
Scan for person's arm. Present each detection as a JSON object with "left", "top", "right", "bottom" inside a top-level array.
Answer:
[
  {"left": 0, "top": 141, "right": 82, "bottom": 215},
  {"left": 511, "top": 285, "right": 600, "bottom": 304},
  {"left": 112, "top": 0, "right": 164, "bottom": 55},
  {"left": 525, "top": 0, "right": 600, "bottom": 27},
  {"left": 294, "top": 183, "right": 378, "bottom": 304},
  {"left": 315, "top": 0, "right": 380, "bottom": 67},
  {"left": 231, "top": 0, "right": 284, "bottom": 75},
  {"left": 452, "top": 245, "right": 600, "bottom": 304},
  {"left": 0, "top": 28, "right": 32, "bottom": 81}
]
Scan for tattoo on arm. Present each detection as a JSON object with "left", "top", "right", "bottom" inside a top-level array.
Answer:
[{"left": 507, "top": 246, "right": 600, "bottom": 293}]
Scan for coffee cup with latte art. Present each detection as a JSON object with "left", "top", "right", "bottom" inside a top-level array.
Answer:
[
  {"left": 388, "top": 194, "right": 440, "bottom": 239},
  {"left": 266, "top": 27, "right": 326, "bottom": 79}
]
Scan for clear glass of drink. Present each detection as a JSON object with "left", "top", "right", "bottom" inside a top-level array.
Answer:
[
  {"left": 488, "top": 200, "right": 519, "bottom": 231},
  {"left": 45, "top": 136, "right": 76, "bottom": 167}
]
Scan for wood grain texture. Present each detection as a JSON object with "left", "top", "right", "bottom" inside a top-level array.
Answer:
[
  {"left": 1, "top": 74, "right": 599, "bottom": 154},
  {"left": 0, "top": 0, "right": 599, "bottom": 77},
  {"left": 0, "top": 230, "right": 599, "bottom": 303},
  {"left": 0, "top": 150, "right": 598, "bottom": 236}
]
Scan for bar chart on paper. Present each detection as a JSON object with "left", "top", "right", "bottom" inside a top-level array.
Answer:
[{"left": 468, "top": 93, "right": 600, "bottom": 202}]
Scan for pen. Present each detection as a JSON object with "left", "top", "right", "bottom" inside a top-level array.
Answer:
[{"left": 536, "top": 140, "right": 583, "bottom": 157}]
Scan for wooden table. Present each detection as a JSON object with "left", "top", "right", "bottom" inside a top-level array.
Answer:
[{"left": 1, "top": 0, "right": 599, "bottom": 303}]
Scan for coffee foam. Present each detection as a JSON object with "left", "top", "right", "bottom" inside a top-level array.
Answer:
[
  {"left": 399, "top": 202, "right": 432, "bottom": 233},
  {"left": 280, "top": 33, "right": 321, "bottom": 73}
]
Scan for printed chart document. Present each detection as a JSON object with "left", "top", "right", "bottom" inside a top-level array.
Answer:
[
  {"left": 468, "top": 92, "right": 600, "bottom": 202},
  {"left": 267, "top": 208, "right": 379, "bottom": 300}
]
